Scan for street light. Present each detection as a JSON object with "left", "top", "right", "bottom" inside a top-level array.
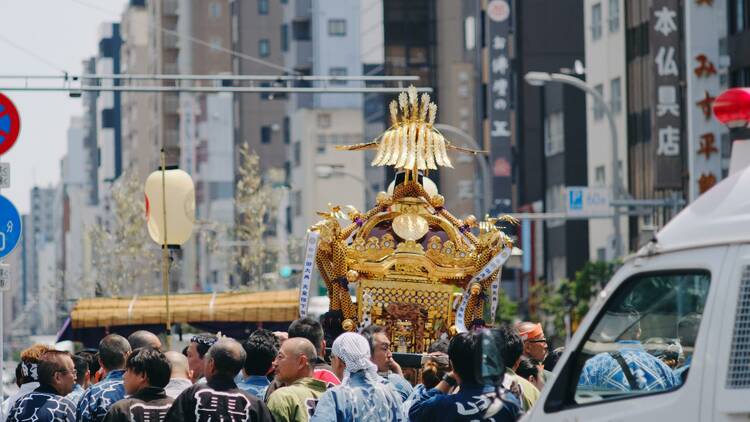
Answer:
[
  {"left": 315, "top": 164, "right": 378, "bottom": 207},
  {"left": 433, "top": 124, "right": 492, "bottom": 217},
  {"left": 524, "top": 71, "right": 624, "bottom": 258}
]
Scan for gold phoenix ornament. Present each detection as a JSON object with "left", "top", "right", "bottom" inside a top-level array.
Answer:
[{"left": 336, "top": 85, "right": 483, "bottom": 170}]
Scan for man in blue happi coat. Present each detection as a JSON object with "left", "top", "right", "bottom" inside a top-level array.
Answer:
[
  {"left": 310, "top": 332, "right": 405, "bottom": 421},
  {"left": 578, "top": 309, "right": 678, "bottom": 392},
  {"left": 407, "top": 330, "right": 523, "bottom": 422},
  {"left": 77, "top": 334, "right": 132, "bottom": 422},
  {"left": 8, "top": 350, "right": 78, "bottom": 422}
]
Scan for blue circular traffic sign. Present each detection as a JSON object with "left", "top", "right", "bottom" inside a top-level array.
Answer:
[
  {"left": 0, "top": 93, "right": 21, "bottom": 156},
  {"left": 0, "top": 195, "right": 21, "bottom": 259}
]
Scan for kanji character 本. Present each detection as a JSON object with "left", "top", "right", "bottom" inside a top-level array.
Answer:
[
  {"left": 696, "top": 91, "right": 716, "bottom": 119},
  {"left": 492, "top": 78, "right": 509, "bottom": 97},
  {"left": 656, "top": 47, "right": 679, "bottom": 76},
  {"left": 694, "top": 54, "right": 717, "bottom": 78},
  {"left": 698, "top": 133, "right": 718, "bottom": 159},
  {"left": 491, "top": 121, "right": 511, "bottom": 137},
  {"left": 698, "top": 173, "right": 717, "bottom": 193},
  {"left": 654, "top": 6, "right": 677, "bottom": 36},
  {"left": 657, "top": 126, "right": 680, "bottom": 156},
  {"left": 492, "top": 55, "right": 509, "bottom": 74},
  {"left": 493, "top": 36, "right": 507, "bottom": 50},
  {"left": 657, "top": 85, "right": 679, "bottom": 117}
]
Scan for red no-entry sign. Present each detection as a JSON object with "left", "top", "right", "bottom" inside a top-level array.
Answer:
[{"left": 0, "top": 93, "right": 20, "bottom": 156}]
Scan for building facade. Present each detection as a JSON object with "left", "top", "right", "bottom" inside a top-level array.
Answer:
[
  {"left": 284, "top": 0, "right": 366, "bottom": 238},
  {"left": 120, "top": 0, "right": 152, "bottom": 182},
  {"left": 513, "top": 0, "right": 590, "bottom": 303},
  {"left": 584, "top": 0, "right": 629, "bottom": 260}
]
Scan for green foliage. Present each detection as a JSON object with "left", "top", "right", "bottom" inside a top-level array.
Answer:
[
  {"left": 495, "top": 288, "right": 519, "bottom": 325},
  {"left": 85, "top": 172, "right": 161, "bottom": 296},
  {"left": 533, "top": 260, "right": 618, "bottom": 339}
]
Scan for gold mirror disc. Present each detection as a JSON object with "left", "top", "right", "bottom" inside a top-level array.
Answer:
[{"left": 392, "top": 213, "right": 429, "bottom": 241}]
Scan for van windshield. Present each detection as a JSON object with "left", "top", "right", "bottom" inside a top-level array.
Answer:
[{"left": 571, "top": 271, "right": 710, "bottom": 405}]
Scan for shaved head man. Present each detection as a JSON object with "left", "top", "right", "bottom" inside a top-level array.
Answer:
[
  {"left": 164, "top": 351, "right": 193, "bottom": 399},
  {"left": 267, "top": 338, "right": 329, "bottom": 421},
  {"left": 273, "top": 338, "right": 317, "bottom": 385},
  {"left": 165, "top": 339, "right": 273, "bottom": 422},
  {"left": 127, "top": 330, "right": 162, "bottom": 351}
]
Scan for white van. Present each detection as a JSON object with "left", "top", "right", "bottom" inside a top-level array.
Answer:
[{"left": 524, "top": 158, "right": 750, "bottom": 421}]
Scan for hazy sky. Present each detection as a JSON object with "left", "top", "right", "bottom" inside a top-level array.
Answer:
[{"left": 0, "top": 0, "right": 127, "bottom": 213}]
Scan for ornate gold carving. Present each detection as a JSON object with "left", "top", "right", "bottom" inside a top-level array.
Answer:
[
  {"left": 357, "top": 279, "right": 454, "bottom": 353},
  {"left": 394, "top": 240, "right": 425, "bottom": 255}
]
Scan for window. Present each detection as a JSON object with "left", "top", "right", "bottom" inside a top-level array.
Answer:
[
  {"left": 316, "top": 136, "right": 326, "bottom": 154},
  {"left": 293, "top": 190, "right": 302, "bottom": 217},
  {"left": 595, "top": 165, "right": 606, "bottom": 186},
  {"left": 408, "top": 47, "right": 428, "bottom": 65},
  {"left": 293, "top": 19, "right": 311, "bottom": 40},
  {"left": 544, "top": 112, "right": 565, "bottom": 157},
  {"left": 610, "top": 77, "right": 622, "bottom": 113},
  {"left": 283, "top": 117, "right": 290, "bottom": 145},
  {"left": 209, "top": 2, "right": 221, "bottom": 18},
  {"left": 592, "top": 3, "right": 602, "bottom": 40},
  {"left": 730, "top": 0, "right": 748, "bottom": 34},
  {"left": 464, "top": 16, "right": 476, "bottom": 50},
  {"left": 258, "top": 0, "right": 268, "bottom": 15},
  {"left": 557, "top": 271, "right": 710, "bottom": 407},
  {"left": 608, "top": 0, "right": 620, "bottom": 32},
  {"left": 317, "top": 113, "right": 331, "bottom": 128},
  {"left": 210, "top": 37, "right": 222, "bottom": 51},
  {"left": 328, "top": 19, "right": 346, "bottom": 36},
  {"left": 258, "top": 39, "right": 270, "bottom": 57},
  {"left": 281, "top": 24, "right": 289, "bottom": 52},
  {"left": 329, "top": 67, "right": 348, "bottom": 85},
  {"left": 293, "top": 141, "right": 301, "bottom": 166},
  {"left": 261, "top": 126, "right": 272, "bottom": 144},
  {"left": 594, "top": 84, "right": 605, "bottom": 120},
  {"left": 457, "top": 180, "right": 474, "bottom": 200}
]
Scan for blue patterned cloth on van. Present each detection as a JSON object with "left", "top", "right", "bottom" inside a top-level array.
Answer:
[{"left": 578, "top": 340, "right": 678, "bottom": 392}]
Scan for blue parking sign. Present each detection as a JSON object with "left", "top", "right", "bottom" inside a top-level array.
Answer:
[
  {"left": 569, "top": 189, "right": 583, "bottom": 210},
  {"left": 0, "top": 195, "right": 21, "bottom": 258}
]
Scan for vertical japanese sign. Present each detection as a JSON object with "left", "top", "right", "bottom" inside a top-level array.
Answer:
[
  {"left": 486, "top": 0, "right": 513, "bottom": 213},
  {"left": 685, "top": 0, "right": 726, "bottom": 199},
  {"left": 650, "top": 0, "right": 684, "bottom": 189}
]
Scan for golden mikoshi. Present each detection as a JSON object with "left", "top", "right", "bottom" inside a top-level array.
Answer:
[{"left": 306, "top": 85, "right": 517, "bottom": 353}]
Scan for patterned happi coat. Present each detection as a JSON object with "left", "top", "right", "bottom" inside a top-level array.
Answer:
[
  {"left": 7, "top": 385, "right": 76, "bottom": 422},
  {"left": 165, "top": 375, "right": 273, "bottom": 422},
  {"left": 76, "top": 369, "right": 127, "bottom": 422},
  {"left": 102, "top": 386, "right": 174, "bottom": 422},
  {"left": 578, "top": 340, "right": 679, "bottom": 392}
]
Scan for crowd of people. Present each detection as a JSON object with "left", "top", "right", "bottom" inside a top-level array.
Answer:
[{"left": 0, "top": 318, "right": 560, "bottom": 422}]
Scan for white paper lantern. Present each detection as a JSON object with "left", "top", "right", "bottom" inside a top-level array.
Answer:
[{"left": 144, "top": 168, "right": 196, "bottom": 246}]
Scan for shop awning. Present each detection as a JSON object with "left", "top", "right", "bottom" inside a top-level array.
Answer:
[{"left": 70, "top": 289, "right": 300, "bottom": 329}]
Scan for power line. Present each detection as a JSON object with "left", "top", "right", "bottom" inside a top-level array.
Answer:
[
  {"left": 0, "top": 85, "right": 433, "bottom": 94},
  {"left": 0, "top": 33, "right": 68, "bottom": 74},
  {"left": 68, "top": 0, "right": 299, "bottom": 75}
]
